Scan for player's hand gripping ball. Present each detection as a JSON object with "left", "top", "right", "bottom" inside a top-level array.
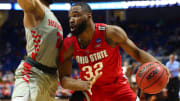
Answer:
[{"left": 136, "top": 62, "right": 169, "bottom": 94}]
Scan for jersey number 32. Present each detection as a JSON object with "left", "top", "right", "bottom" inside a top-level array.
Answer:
[{"left": 82, "top": 62, "right": 103, "bottom": 81}]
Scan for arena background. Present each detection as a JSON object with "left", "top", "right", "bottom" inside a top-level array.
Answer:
[{"left": 0, "top": 0, "right": 179, "bottom": 101}]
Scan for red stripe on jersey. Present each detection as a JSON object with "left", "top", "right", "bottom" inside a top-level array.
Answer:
[
  {"left": 21, "top": 62, "right": 32, "bottom": 83},
  {"left": 33, "top": 39, "right": 41, "bottom": 43},
  {"left": 21, "top": 70, "right": 25, "bottom": 75},
  {"left": 31, "top": 30, "right": 36, "bottom": 34},
  {"left": 32, "top": 52, "right": 36, "bottom": 60},
  {"left": 35, "top": 48, "right": 40, "bottom": 52},
  {"left": 32, "top": 35, "right": 41, "bottom": 38},
  {"left": 22, "top": 77, "right": 29, "bottom": 84},
  {"left": 23, "top": 68, "right": 30, "bottom": 74},
  {"left": 23, "top": 62, "right": 32, "bottom": 70},
  {"left": 31, "top": 32, "right": 41, "bottom": 60},
  {"left": 25, "top": 74, "right": 30, "bottom": 79},
  {"left": 34, "top": 45, "right": 40, "bottom": 48}
]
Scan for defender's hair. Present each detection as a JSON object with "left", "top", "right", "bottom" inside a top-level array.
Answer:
[{"left": 72, "top": 2, "right": 92, "bottom": 13}]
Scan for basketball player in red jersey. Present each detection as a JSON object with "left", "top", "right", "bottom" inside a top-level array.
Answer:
[
  {"left": 59, "top": 2, "right": 169, "bottom": 101},
  {"left": 12, "top": 0, "right": 63, "bottom": 101}
]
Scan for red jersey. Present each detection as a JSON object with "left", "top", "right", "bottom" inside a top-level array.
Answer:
[
  {"left": 72, "top": 23, "right": 125, "bottom": 86},
  {"left": 61, "top": 23, "right": 137, "bottom": 101}
]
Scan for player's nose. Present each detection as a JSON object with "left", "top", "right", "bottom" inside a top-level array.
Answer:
[{"left": 69, "top": 17, "right": 75, "bottom": 23}]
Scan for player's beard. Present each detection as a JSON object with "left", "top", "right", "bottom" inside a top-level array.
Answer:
[{"left": 71, "top": 18, "right": 87, "bottom": 37}]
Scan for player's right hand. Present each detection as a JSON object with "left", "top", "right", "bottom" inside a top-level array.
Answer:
[
  {"left": 87, "top": 72, "right": 103, "bottom": 95},
  {"left": 90, "top": 72, "right": 103, "bottom": 87}
]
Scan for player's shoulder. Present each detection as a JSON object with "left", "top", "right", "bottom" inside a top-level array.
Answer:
[
  {"left": 106, "top": 25, "right": 123, "bottom": 34},
  {"left": 106, "top": 25, "right": 124, "bottom": 38},
  {"left": 105, "top": 25, "right": 127, "bottom": 43}
]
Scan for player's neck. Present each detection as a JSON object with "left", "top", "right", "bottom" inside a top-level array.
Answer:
[{"left": 170, "top": 59, "right": 174, "bottom": 64}]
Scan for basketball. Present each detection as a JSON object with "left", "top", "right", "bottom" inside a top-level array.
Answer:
[{"left": 136, "top": 62, "right": 169, "bottom": 94}]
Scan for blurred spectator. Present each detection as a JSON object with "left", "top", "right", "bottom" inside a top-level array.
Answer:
[
  {"left": 1, "top": 83, "right": 11, "bottom": 99},
  {"left": 140, "top": 92, "right": 165, "bottom": 101},
  {"left": 122, "top": 61, "right": 129, "bottom": 75},
  {"left": 0, "top": 71, "right": 3, "bottom": 83},
  {"left": 165, "top": 54, "right": 180, "bottom": 101},
  {"left": 130, "top": 61, "right": 139, "bottom": 94},
  {"left": 0, "top": 62, "right": 3, "bottom": 70},
  {"left": 72, "top": 69, "right": 80, "bottom": 80},
  {"left": 2, "top": 71, "right": 14, "bottom": 83},
  {"left": 109, "top": 13, "right": 116, "bottom": 25},
  {"left": 122, "top": 61, "right": 131, "bottom": 84}
]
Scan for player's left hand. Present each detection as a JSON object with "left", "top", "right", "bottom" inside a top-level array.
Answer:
[
  {"left": 163, "top": 65, "right": 170, "bottom": 80},
  {"left": 158, "top": 62, "right": 170, "bottom": 82},
  {"left": 90, "top": 72, "right": 103, "bottom": 86}
]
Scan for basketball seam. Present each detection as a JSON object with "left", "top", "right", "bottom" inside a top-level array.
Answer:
[
  {"left": 143, "top": 67, "right": 165, "bottom": 93},
  {"left": 139, "top": 65, "right": 159, "bottom": 88}
]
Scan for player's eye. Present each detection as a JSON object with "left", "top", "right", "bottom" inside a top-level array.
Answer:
[{"left": 73, "top": 14, "right": 80, "bottom": 17}]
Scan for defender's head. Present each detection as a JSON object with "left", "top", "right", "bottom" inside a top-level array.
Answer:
[{"left": 69, "top": 2, "right": 92, "bottom": 36}]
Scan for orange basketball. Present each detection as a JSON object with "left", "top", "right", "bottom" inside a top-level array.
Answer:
[{"left": 136, "top": 62, "right": 169, "bottom": 94}]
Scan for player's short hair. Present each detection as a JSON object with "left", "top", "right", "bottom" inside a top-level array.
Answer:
[
  {"left": 72, "top": 2, "right": 92, "bottom": 13},
  {"left": 44, "top": 0, "right": 54, "bottom": 4}
]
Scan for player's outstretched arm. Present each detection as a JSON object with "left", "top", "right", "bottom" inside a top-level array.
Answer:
[
  {"left": 106, "top": 25, "right": 159, "bottom": 64},
  {"left": 17, "top": 0, "right": 44, "bottom": 28},
  {"left": 17, "top": 0, "right": 43, "bottom": 13},
  {"left": 106, "top": 25, "right": 170, "bottom": 76}
]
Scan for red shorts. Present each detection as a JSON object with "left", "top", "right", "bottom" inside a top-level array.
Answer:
[{"left": 84, "top": 79, "right": 137, "bottom": 101}]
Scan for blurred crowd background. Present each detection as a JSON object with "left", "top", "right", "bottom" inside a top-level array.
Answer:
[{"left": 0, "top": 0, "right": 180, "bottom": 101}]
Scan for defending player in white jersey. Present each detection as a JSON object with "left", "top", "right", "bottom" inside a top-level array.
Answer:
[{"left": 12, "top": 0, "right": 63, "bottom": 101}]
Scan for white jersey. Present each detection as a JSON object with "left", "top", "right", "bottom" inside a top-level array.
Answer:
[{"left": 25, "top": 7, "right": 63, "bottom": 68}]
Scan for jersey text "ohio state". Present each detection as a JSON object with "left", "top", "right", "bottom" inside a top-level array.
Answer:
[{"left": 76, "top": 50, "right": 108, "bottom": 64}]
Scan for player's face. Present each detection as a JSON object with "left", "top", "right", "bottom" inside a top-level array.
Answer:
[
  {"left": 169, "top": 54, "right": 175, "bottom": 61},
  {"left": 69, "top": 6, "right": 88, "bottom": 36}
]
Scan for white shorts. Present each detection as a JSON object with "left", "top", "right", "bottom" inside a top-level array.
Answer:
[{"left": 12, "top": 61, "right": 58, "bottom": 101}]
